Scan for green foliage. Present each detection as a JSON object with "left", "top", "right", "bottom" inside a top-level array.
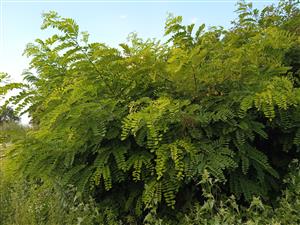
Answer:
[
  {"left": 182, "top": 161, "right": 300, "bottom": 225},
  {"left": 0, "top": 178, "right": 101, "bottom": 225},
  {"left": 1, "top": 0, "right": 300, "bottom": 223}
]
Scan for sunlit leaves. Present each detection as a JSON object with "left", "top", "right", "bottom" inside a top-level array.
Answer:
[{"left": 1, "top": 0, "right": 300, "bottom": 223}]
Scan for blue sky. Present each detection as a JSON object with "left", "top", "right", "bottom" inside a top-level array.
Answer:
[{"left": 0, "top": 0, "right": 279, "bottom": 83}]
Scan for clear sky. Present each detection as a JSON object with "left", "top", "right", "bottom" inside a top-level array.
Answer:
[{"left": 0, "top": 0, "right": 280, "bottom": 83}]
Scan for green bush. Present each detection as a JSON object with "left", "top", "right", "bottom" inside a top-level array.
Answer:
[
  {"left": 0, "top": 177, "right": 100, "bottom": 225},
  {"left": 1, "top": 158, "right": 300, "bottom": 224},
  {"left": 182, "top": 160, "right": 300, "bottom": 225},
  {"left": 1, "top": 0, "right": 300, "bottom": 224}
]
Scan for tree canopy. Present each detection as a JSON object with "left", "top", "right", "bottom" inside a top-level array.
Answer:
[
  {"left": 0, "top": 107, "right": 19, "bottom": 124},
  {"left": 1, "top": 0, "right": 300, "bottom": 224}
]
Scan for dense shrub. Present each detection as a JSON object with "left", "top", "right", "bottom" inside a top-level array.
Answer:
[
  {"left": 1, "top": 0, "right": 300, "bottom": 224},
  {"left": 182, "top": 161, "right": 300, "bottom": 225},
  {"left": 0, "top": 169, "right": 100, "bottom": 225}
]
